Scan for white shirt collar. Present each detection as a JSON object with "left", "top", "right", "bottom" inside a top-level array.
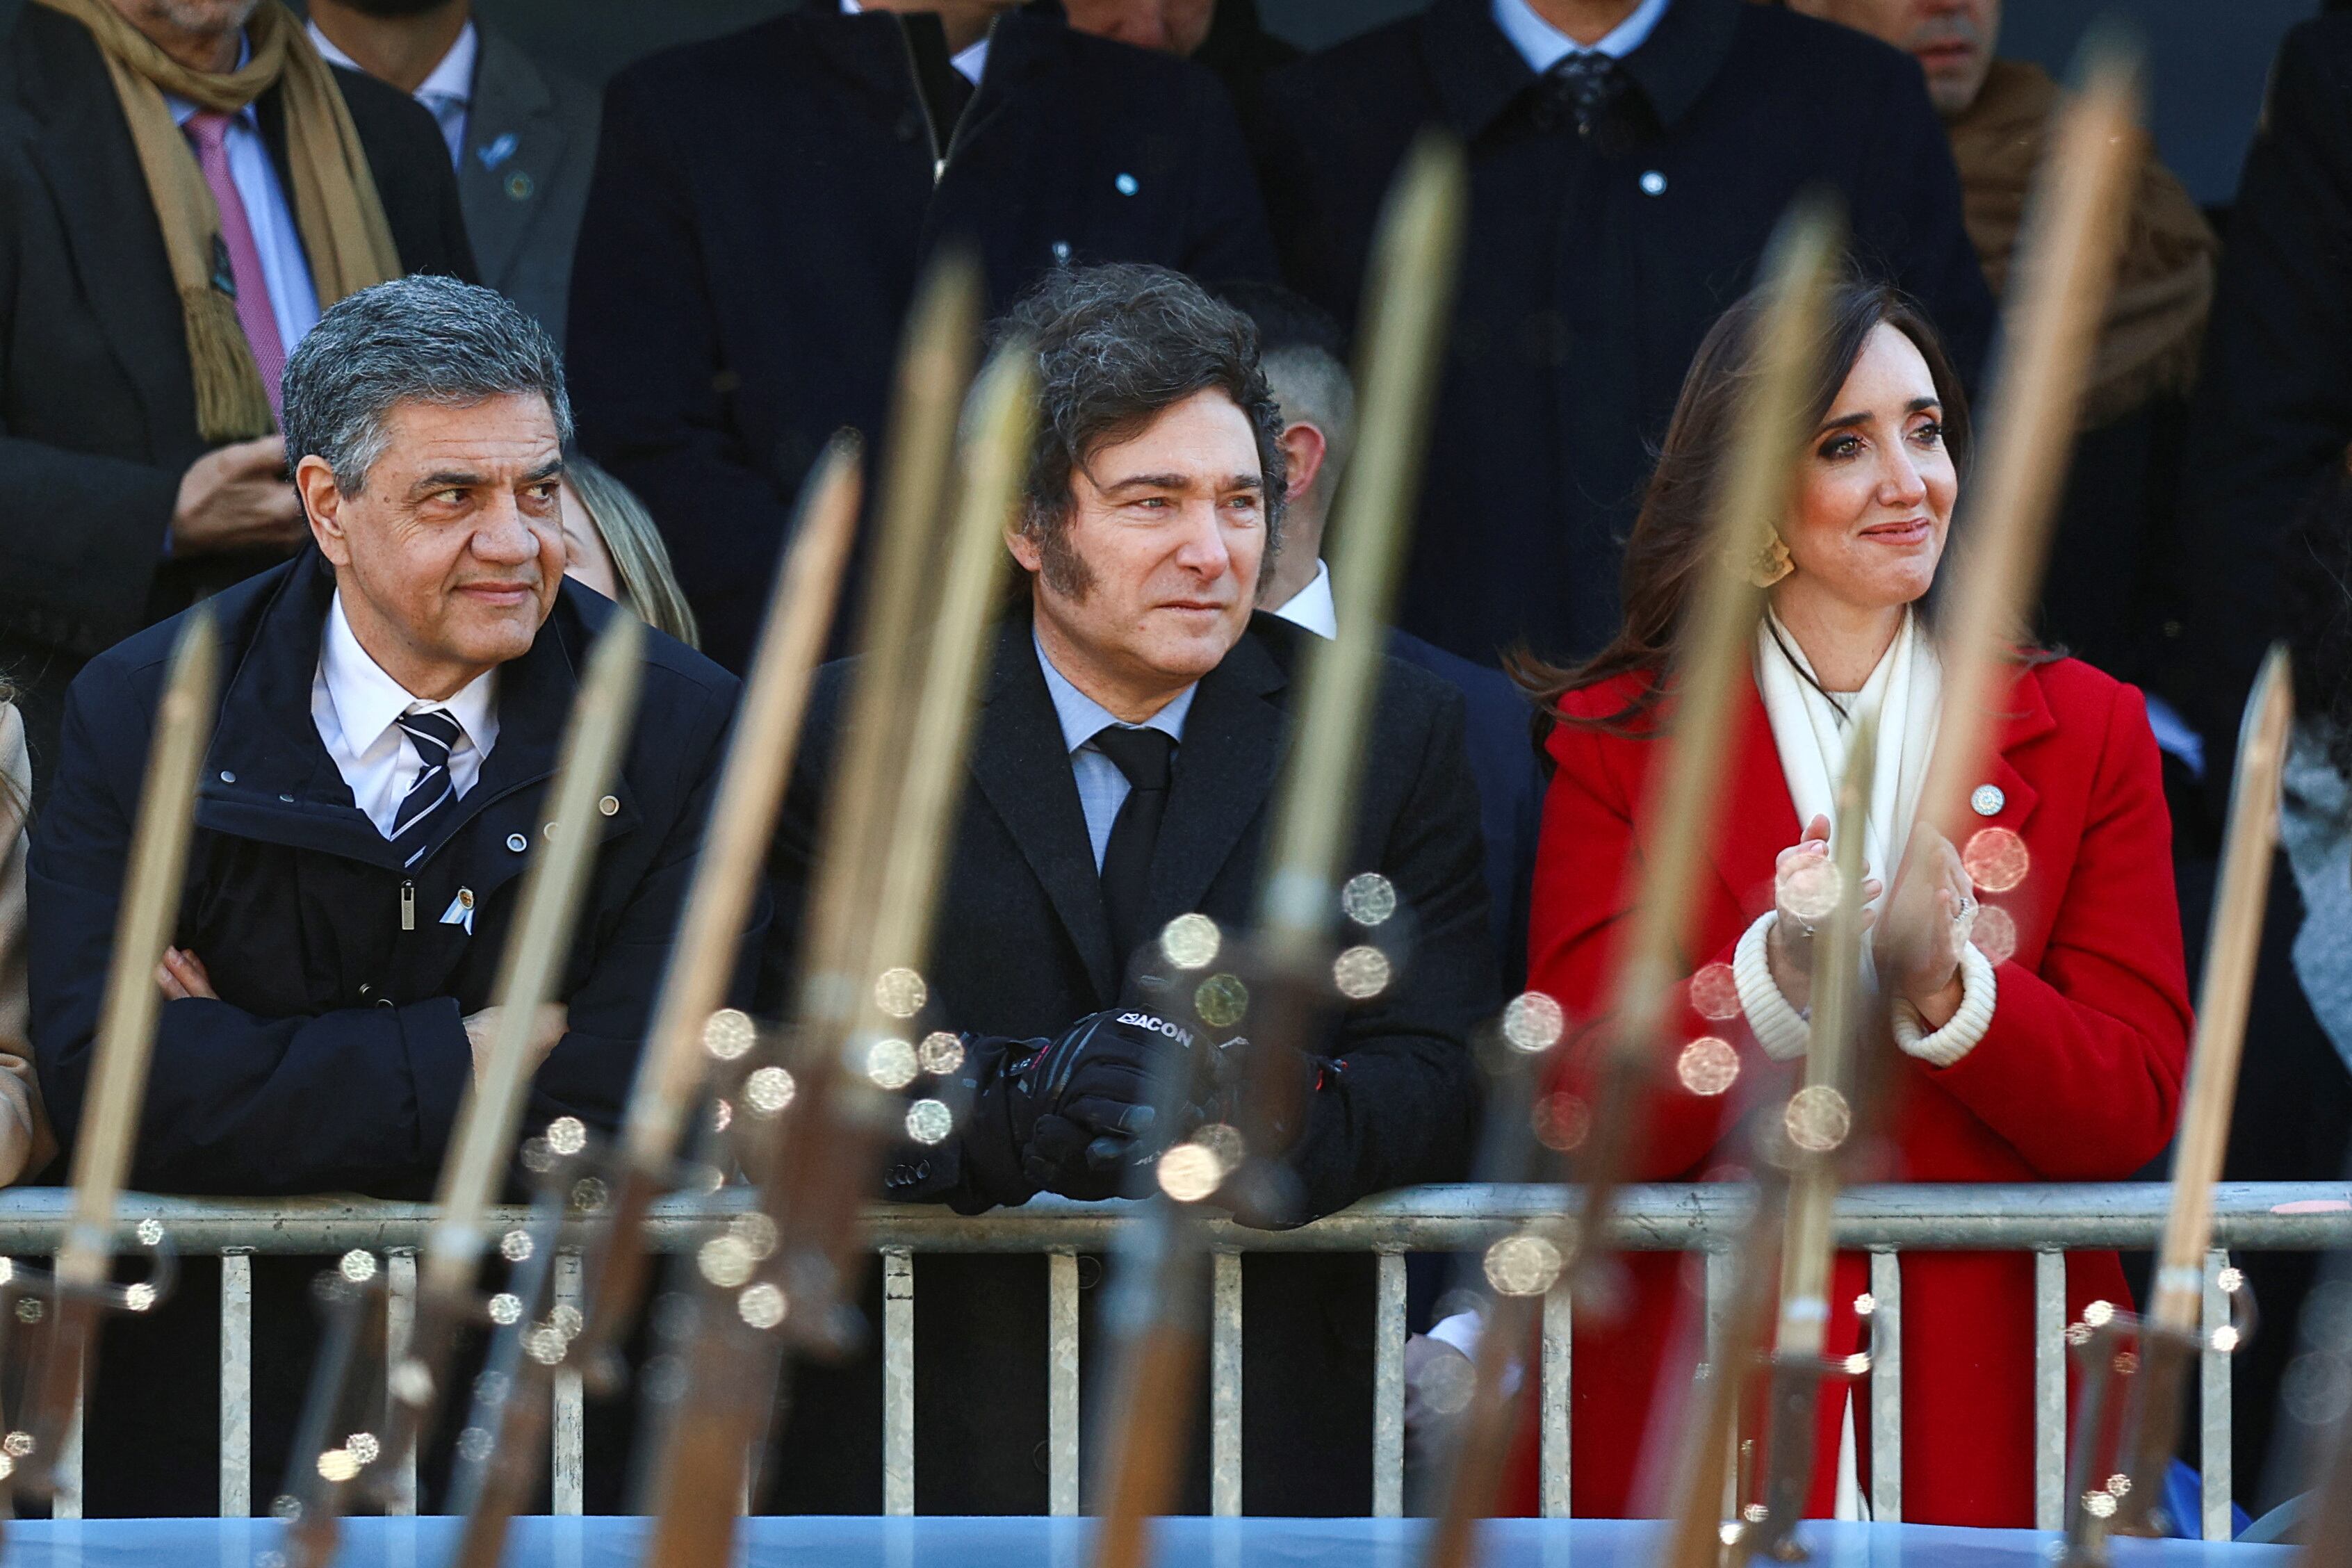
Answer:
[
  {"left": 839, "top": 0, "right": 990, "bottom": 84},
  {"left": 1489, "top": 0, "right": 1670, "bottom": 73},
  {"left": 304, "top": 18, "right": 477, "bottom": 108},
  {"left": 1034, "top": 629, "right": 1194, "bottom": 753},
  {"left": 1266, "top": 558, "right": 1339, "bottom": 641},
  {"left": 320, "top": 589, "right": 498, "bottom": 758}
]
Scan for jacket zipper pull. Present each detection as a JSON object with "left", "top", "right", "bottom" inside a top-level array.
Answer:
[{"left": 400, "top": 880, "right": 416, "bottom": 932}]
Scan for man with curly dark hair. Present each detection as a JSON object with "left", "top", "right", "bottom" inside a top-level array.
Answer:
[{"left": 766, "top": 263, "right": 1498, "bottom": 1512}]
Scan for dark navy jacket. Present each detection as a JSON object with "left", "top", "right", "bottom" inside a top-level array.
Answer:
[
  {"left": 569, "top": 4, "right": 1280, "bottom": 671},
  {"left": 30, "top": 550, "right": 750, "bottom": 1198},
  {"left": 28, "top": 549, "right": 751, "bottom": 1516},
  {"left": 1253, "top": 0, "right": 1994, "bottom": 667}
]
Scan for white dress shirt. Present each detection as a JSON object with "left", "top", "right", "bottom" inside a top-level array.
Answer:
[
  {"left": 162, "top": 33, "right": 320, "bottom": 361},
  {"left": 1035, "top": 632, "right": 1194, "bottom": 870},
  {"left": 840, "top": 0, "right": 990, "bottom": 83},
  {"left": 307, "top": 19, "right": 477, "bottom": 167},
  {"left": 311, "top": 591, "right": 500, "bottom": 840},
  {"left": 1489, "top": 0, "right": 1670, "bottom": 72},
  {"left": 1266, "top": 558, "right": 1339, "bottom": 641}
]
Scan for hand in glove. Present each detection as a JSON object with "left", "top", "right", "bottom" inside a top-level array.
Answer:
[{"left": 1017, "top": 1008, "right": 1200, "bottom": 1199}]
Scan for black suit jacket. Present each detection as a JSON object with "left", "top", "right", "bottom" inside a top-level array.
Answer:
[
  {"left": 567, "top": 6, "right": 1280, "bottom": 672},
  {"left": 765, "top": 612, "right": 1497, "bottom": 1514},
  {"left": 2164, "top": 15, "right": 2352, "bottom": 799},
  {"left": 1252, "top": 0, "right": 1993, "bottom": 668},
  {"left": 0, "top": 3, "right": 474, "bottom": 774}
]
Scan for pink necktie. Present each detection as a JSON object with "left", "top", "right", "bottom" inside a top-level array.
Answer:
[{"left": 183, "top": 110, "right": 286, "bottom": 417}]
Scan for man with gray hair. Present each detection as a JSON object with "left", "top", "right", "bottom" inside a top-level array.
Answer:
[{"left": 28, "top": 275, "right": 751, "bottom": 1512}]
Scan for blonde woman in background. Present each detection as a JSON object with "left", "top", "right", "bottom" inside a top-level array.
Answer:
[
  {"left": 559, "top": 457, "right": 703, "bottom": 649},
  {"left": 0, "top": 700, "right": 53, "bottom": 1186}
]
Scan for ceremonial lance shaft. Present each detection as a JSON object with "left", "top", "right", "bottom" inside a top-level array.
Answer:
[
  {"left": 441, "top": 437, "right": 861, "bottom": 1568},
  {"left": 1087, "top": 132, "right": 1464, "bottom": 1568},
  {"left": 1417, "top": 200, "right": 1838, "bottom": 1568},
  {"left": 635, "top": 290, "right": 1029, "bottom": 1568},
  {"left": 8, "top": 612, "right": 218, "bottom": 1508},
  {"left": 2066, "top": 648, "right": 2289, "bottom": 1556},
  {"left": 284, "top": 612, "right": 644, "bottom": 1568},
  {"left": 1736, "top": 723, "right": 1878, "bottom": 1563}
]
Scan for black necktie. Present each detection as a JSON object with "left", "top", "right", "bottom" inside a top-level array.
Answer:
[
  {"left": 1544, "top": 51, "right": 1626, "bottom": 134},
  {"left": 1093, "top": 726, "right": 1177, "bottom": 967},
  {"left": 389, "top": 708, "right": 464, "bottom": 868}
]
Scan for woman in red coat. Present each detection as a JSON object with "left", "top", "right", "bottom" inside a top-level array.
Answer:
[{"left": 1515, "top": 279, "right": 2192, "bottom": 1525}]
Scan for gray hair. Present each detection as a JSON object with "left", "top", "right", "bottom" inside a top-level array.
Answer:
[
  {"left": 281, "top": 275, "right": 571, "bottom": 495},
  {"left": 997, "top": 263, "right": 1285, "bottom": 597},
  {"left": 1260, "top": 345, "right": 1355, "bottom": 509}
]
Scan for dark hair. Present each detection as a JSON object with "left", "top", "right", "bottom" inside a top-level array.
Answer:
[
  {"left": 2285, "top": 459, "right": 2352, "bottom": 781},
  {"left": 1510, "top": 275, "right": 1973, "bottom": 730},
  {"left": 998, "top": 263, "right": 1287, "bottom": 596},
  {"left": 1214, "top": 279, "right": 1351, "bottom": 364}
]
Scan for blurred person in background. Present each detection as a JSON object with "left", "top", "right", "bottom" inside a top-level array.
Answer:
[
  {"left": 1517, "top": 277, "right": 2188, "bottom": 1524},
  {"left": 0, "top": 0, "right": 473, "bottom": 792},
  {"left": 1060, "top": 0, "right": 1299, "bottom": 113},
  {"left": 1250, "top": 0, "right": 1993, "bottom": 675},
  {"left": 567, "top": 0, "right": 1277, "bottom": 673},
  {"left": 1788, "top": 0, "right": 2217, "bottom": 808},
  {"left": 1216, "top": 279, "right": 1542, "bottom": 994},
  {"left": 306, "top": 0, "right": 600, "bottom": 346},
  {"left": 0, "top": 694, "right": 52, "bottom": 1189},
  {"left": 558, "top": 455, "right": 701, "bottom": 648}
]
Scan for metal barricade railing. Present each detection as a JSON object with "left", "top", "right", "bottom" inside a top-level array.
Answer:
[{"left": 1, "top": 1181, "right": 2344, "bottom": 1533}]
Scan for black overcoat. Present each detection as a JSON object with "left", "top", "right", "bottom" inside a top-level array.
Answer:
[
  {"left": 565, "top": 6, "right": 1280, "bottom": 673},
  {"left": 1251, "top": 0, "right": 1995, "bottom": 668},
  {"left": 0, "top": 3, "right": 476, "bottom": 775},
  {"left": 2163, "top": 16, "right": 2352, "bottom": 799},
  {"left": 762, "top": 612, "right": 1498, "bottom": 1515},
  {"left": 27, "top": 548, "right": 750, "bottom": 1513}
]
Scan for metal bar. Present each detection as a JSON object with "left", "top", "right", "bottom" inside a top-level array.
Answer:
[
  {"left": 2202, "top": 1248, "right": 2231, "bottom": 1541},
  {"left": 386, "top": 1248, "right": 418, "bottom": 1517},
  {"left": 552, "top": 1248, "right": 585, "bottom": 1516},
  {"left": 219, "top": 1250, "right": 252, "bottom": 1518},
  {"left": 1371, "top": 1251, "right": 1404, "bottom": 1518},
  {"left": 1213, "top": 1251, "right": 1244, "bottom": 1518},
  {"left": 1540, "top": 1281, "right": 1571, "bottom": 1519},
  {"left": 1047, "top": 1251, "right": 1080, "bottom": 1517},
  {"left": 1868, "top": 1250, "right": 1901, "bottom": 1523},
  {"left": 0, "top": 1183, "right": 2342, "bottom": 1255},
  {"left": 2034, "top": 1249, "right": 2066, "bottom": 1531},
  {"left": 882, "top": 1249, "right": 914, "bottom": 1517}
]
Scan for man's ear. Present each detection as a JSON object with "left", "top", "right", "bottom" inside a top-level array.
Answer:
[
  {"left": 1006, "top": 525, "right": 1045, "bottom": 575},
  {"left": 295, "top": 454, "right": 352, "bottom": 567},
  {"left": 1279, "top": 419, "right": 1328, "bottom": 504}
]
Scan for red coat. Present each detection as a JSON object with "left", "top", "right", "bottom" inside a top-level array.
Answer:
[{"left": 1512, "top": 655, "right": 2191, "bottom": 1525}]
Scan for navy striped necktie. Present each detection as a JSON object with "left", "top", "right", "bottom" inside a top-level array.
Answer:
[{"left": 389, "top": 708, "right": 464, "bottom": 867}]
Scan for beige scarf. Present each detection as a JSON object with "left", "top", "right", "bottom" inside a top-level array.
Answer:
[
  {"left": 1947, "top": 59, "right": 2216, "bottom": 431},
  {"left": 33, "top": 0, "right": 402, "bottom": 441}
]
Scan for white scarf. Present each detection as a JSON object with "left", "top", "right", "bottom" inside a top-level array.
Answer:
[{"left": 1753, "top": 607, "right": 1942, "bottom": 914}]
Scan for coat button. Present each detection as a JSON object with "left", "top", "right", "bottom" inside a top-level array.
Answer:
[
  {"left": 1640, "top": 170, "right": 1667, "bottom": 196},
  {"left": 1970, "top": 784, "right": 2006, "bottom": 817},
  {"left": 598, "top": 795, "right": 619, "bottom": 817},
  {"left": 376, "top": 997, "right": 395, "bottom": 1010},
  {"left": 218, "top": 770, "right": 236, "bottom": 784},
  {"left": 506, "top": 833, "right": 528, "bottom": 853},
  {"left": 1114, "top": 172, "right": 1138, "bottom": 195}
]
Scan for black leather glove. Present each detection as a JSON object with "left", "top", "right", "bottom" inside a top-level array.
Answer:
[{"left": 1016, "top": 1008, "right": 1199, "bottom": 1199}]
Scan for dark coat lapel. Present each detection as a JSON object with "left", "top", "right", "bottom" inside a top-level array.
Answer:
[
  {"left": 968, "top": 621, "right": 1120, "bottom": 999},
  {"left": 457, "top": 25, "right": 559, "bottom": 288},
  {"left": 14, "top": 6, "right": 190, "bottom": 448},
  {"left": 1146, "top": 621, "right": 1288, "bottom": 932}
]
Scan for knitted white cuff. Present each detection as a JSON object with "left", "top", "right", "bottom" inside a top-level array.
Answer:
[
  {"left": 1891, "top": 942, "right": 1999, "bottom": 1068},
  {"left": 1733, "top": 911, "right": 1812, "bottom": 1062}
]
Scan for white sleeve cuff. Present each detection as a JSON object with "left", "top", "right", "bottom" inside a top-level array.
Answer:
[
  {"left": 1892, "top": 942, "right": 1999, "bottom": 1067},
  {"left": 1733, "top": 911, "right": 1812, "bottom": 1062}
]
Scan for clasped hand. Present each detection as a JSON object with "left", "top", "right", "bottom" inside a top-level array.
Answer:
[
  {"left": 1764, "top": 815, "right": 1972, "bottom": 1027},
  {"left": 1006, "top": 1008, "right": 1205, "bottom": 1200}
]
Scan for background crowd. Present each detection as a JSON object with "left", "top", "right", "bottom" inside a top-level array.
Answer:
[{"left": 2, "top": 0, "right": 2351, "bottom": 1532}]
